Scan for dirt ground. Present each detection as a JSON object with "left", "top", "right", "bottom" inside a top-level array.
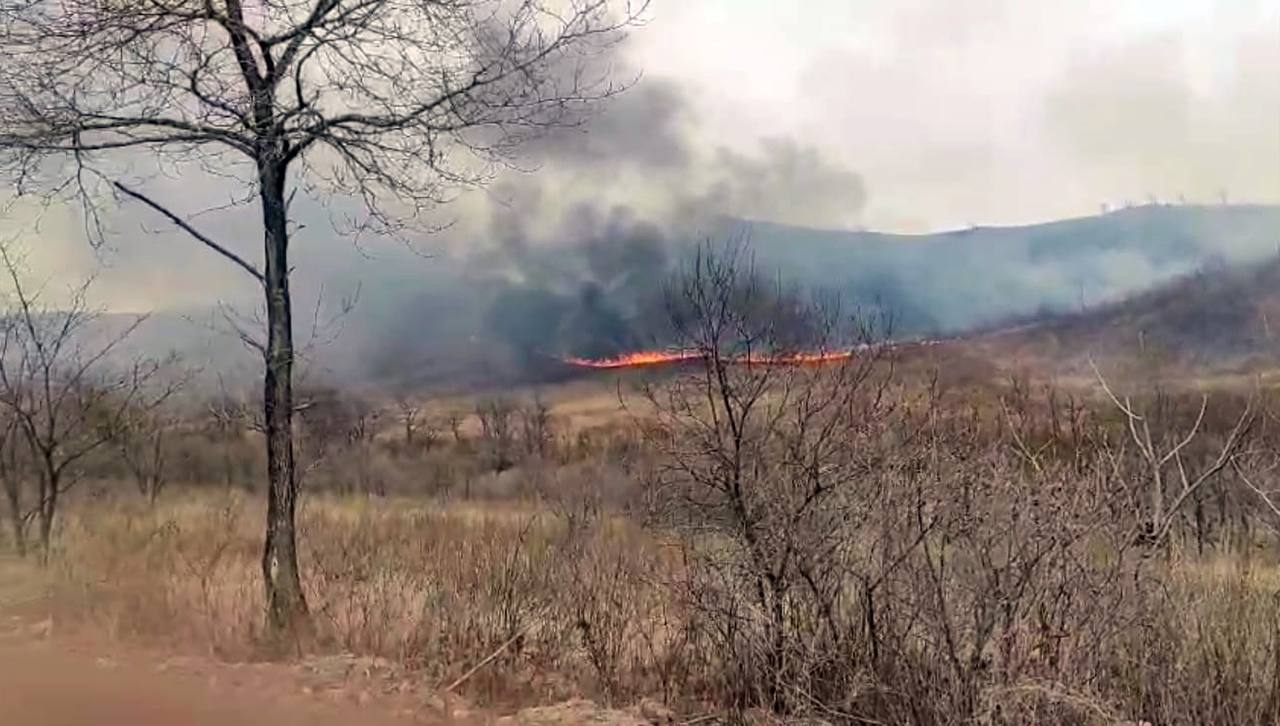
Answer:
[
  {"left": 0, "top": 558, "right": 650, "bottom": 726},
  {"left": 0, "top": 605, "right": 479, "bottom": 726},
  {"left": 0, "top": 635, "right": 413, "bottom": 725},
  {"left": 0, "top": 633, "right": 658, "bottom": 725}
]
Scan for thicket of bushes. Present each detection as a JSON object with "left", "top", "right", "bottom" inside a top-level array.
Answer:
[
  {"left": 8, "top": 364, "right": 1279, "bottom": 724},
  {"left": 4, "top": 247, "right": 1279, "bottom": 724}
]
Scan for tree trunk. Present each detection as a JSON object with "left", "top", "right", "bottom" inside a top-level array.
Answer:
[
  {"left": 37, "top": 472, "right": 55, "bottom": 566},
  {"left": 864, "top": 583, "right": 881, "bottom": 668},
  {"left": 1193, "top": 491, "right": 1206, "bottom": 556},
  {"left": 148, "top": 433, "right": 165, "bottom": 506},
  {"left": 3, "top": 480, "right": 24, "bottom": 557},
  {"left": 37, "top": 507, "right": 52, "bottom": 564},
  {"left": 147, "top": 475, "right": 161, "bottom": 507},
  {"left": 258, "top": 158, "right": 308, "bottom": 635}
]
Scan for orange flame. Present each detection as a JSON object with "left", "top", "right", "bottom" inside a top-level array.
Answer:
[
  {"left": 562, "top": 350, "right": 704, "bottom": 369},
  {"left": 753, "top": 350, "right": 855, "bottom": 365},
  {"left": 563, "top": 349, "right": 854, "bottom": 369}
]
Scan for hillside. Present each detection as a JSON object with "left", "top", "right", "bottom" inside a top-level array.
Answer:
[
  {"left": 92, "top": 204, "right": 1280, "bottom": 389},
  {"left": 954, "top": 257, "right": 1280, "bottom": 378},
  {"left": 741, "top": 204, "right": 1280, "bottom": 336}
]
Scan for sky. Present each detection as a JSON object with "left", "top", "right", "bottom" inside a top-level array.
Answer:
[
  {"left": 629, "top": 0, "right": 1280, "bottom": 230},
  {"left": 5, "top": 0, "right": 1279, "bottom": 314}
]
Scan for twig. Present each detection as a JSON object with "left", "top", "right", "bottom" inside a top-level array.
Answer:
[
  {"left": 113, "top": 180, "right": 266, "bottom": 285},
  {"left": 443, "top": 624, "right": 530, "bottom": 693},
  {"left": 1234, "top": 460, "right": 1280, "bottom": 522}
]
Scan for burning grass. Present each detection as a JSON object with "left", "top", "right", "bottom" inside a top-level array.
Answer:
[{"left": 562, "top": 348, "right": 857, "bottom": 369}]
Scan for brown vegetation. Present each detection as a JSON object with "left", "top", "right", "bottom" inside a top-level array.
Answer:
[
  {"left": 2, "top": 248, "right": 1278, "bottom": 724},
  {"left": 966, "top": 258, "right": 1280, "bottom": 378},
  {"left": 0, "top": 0, "right": 647, "bottom": 636}
]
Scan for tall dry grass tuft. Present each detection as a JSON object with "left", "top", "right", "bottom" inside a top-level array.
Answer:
[
  {"left": 50, "top": 491, "right": 263, "bottom": 658},
  {"left": 41, "top": 488, "right": 677, "bottom": 707}
]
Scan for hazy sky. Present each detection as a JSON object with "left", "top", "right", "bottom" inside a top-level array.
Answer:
[
  {"left": 7, "top": 0, "right": 1280, "bottom": 313},
  {"left": 629, "top": 0, "right": 1280, "bottom": 230}
]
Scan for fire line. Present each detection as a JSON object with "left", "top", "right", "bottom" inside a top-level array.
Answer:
[{"left": 562, "top": 349, "right": 855, "bottom": 369}]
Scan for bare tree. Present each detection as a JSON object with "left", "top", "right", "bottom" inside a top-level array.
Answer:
[
  {"left": 0, "top": 246, "right": 168, "bottom": 560},
  {"left": 394, "top": 394, "right": 423, "bottom": 448},
  {"left": 640, "top": 242, "right": 897, "bottom": 710},
  {"left": 476, "top": 396, "right": 517, "bottom": 473},
  {"left": 447, "top": 410, "right": 466, "bottom": 445},
  {"left": 518, "top": 394, "right": 554, "bottom": 459},
  {"left": 345, "top": 394, "right": 381, "bottom": 495},
  {"left": 206, "top": 387, "right": 255, "bottom": 489},
  {"left": 114, "top": 398, "right": 180, "bottom": 505},
  {"left": 1092, "top": 362, "right": 1254, "bottom": 549},
  {"left": 0, "top": 406, "right": 30, "bottom": 556},
  {"left": 0, "top": 0, "right": 643, "bottom": 631}
]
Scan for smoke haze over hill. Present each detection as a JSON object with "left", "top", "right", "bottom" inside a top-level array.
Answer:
[
  {"left": 2, "top": 1, "right": 1276, "bottom": 389},
  {"left": 98, "top": 204, "right": 1280, "bottom": 390}
]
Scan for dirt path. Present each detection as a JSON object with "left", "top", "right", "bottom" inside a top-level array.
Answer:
[
  {"left": 0, "top": 557, "right": 652, "bottom": 726},
  {"left": 0, "top": 556, "right": 456, "bottom": 725},
  {"left": 0, "top": 628, "right": 655, "bottom": 726},
  {"left": 0, "top": 635, "right": 417, "bottom": 725}
]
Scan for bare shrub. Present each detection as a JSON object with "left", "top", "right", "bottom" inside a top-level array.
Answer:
[
  {"left": 476, "top": 397, "right": 519, "bottom": 474},
  {"left": 639, "top": 243, "right": 902, "bottom": 712},
  {"left": 34, "top": 447, "right": 1280, "bottom": 724},
  {"left": 0, "top": 247, "right": 171, "bottom": 560},
  {"left": 1093, "top": 363, "right": 1255, "bottom": 550},
  {"left": 296, "top": 385, "right": 385, "bottom": 494},
  {"left": 112, "top": 399, "right": 183, "bottom": 505},
  {"left": 49, "top": 491, "right": 262, "bottom": 656},
  {"left": 10, "top": 251, "right": 1277, "bottom": 723},
  {"left": 519, "top": 395, "right": 558, "bottom": 461},
  {"left": 635, "top": 244, "right": 1280, "bottom": 724}
]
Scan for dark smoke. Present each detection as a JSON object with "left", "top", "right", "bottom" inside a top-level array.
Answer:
[
  {"left": 184, "top": 72, "right": 1277, "bottom": 391},
  {"left": 444, "top": 76, "right": 870, "bottom": 368},
  {"left": 524, "top": 80, "right": 695, "bottom": 172},
  {"left": 479, "top": 204, "right": 673, "bottom": 361}
]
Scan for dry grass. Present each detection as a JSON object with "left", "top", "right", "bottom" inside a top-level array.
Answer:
[
  {"left": 43, "top": 490, "right": 681, "bottom": 709},
  {"left": 30, "top": 485, "right": 1279, "bottom": 724},
  {"left": 3, "top": 369, "right": 1276, "bottom": 724}
]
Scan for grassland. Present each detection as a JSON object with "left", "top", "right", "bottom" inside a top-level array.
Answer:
[{"left": 1, "top": 360, "right": 1275, "bottom": 725}]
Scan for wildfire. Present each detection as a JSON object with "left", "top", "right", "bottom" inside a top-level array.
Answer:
[
  {"left": 562, "top": 350, "right": 704, "bottom": 369},
  {"left": 752, "top": 350, "right": 856, "bottom": 365},
  {"left": 562, "top": 348, "right": 855, "bottom": 369}
]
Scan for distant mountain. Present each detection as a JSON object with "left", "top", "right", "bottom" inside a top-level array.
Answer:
[
  {"left": 101, "top": 203, "right": 1280, "bottom": 389},
  {"left": 739, "top": 204, "right": 1280, "bottom": 336},
  {"left": 958, "top": 256, "right": 1280, "bottom": 375}
]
